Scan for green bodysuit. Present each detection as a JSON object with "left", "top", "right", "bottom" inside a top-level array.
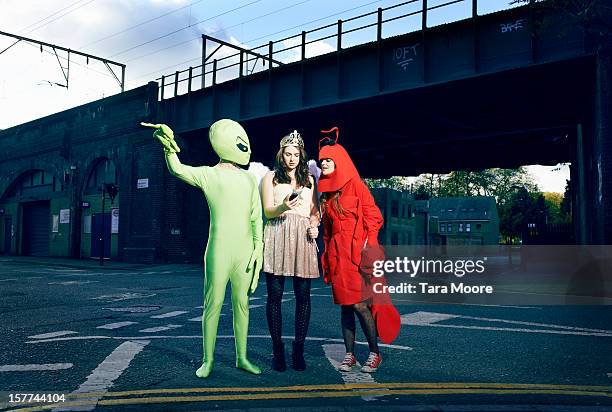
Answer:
[{"left": 142, "top": 120, "right": 263, "bottom": 378}]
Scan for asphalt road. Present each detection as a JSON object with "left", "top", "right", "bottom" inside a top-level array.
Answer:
[{"left": 0, "top": 257, "right": 611, "bottom": 411}]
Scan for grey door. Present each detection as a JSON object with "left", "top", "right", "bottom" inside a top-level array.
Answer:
[{"left": 22, "top": 201, "right": 50, "bottom": 256}]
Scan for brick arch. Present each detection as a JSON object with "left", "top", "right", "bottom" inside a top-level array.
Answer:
[
  {"left": 79, "top": 152, "right": 122, "bottom": 198},
  {"left": 0, "top": 163, "right": 62, "bottom": 201}
]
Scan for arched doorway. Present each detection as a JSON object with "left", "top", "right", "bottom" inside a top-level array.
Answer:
[
  {"left": 81, "top": 158, "right": 120, "bottom": 259},
  {"left": 0, "top": 169, "right": 61, "bottom": 256}
]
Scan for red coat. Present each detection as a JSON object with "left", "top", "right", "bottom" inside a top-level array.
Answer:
[
  {"left": 321, "top": 177, "right": 383, "bottom": 305},
  {"left": 318, "top": 134, "right": 401, "bottom": 344}
]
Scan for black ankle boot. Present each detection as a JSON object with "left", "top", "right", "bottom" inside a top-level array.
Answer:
[
  {"left": 292, "top": 341, "right": 306, "bottom": 371},
  {"left": 272, "top": 342, "right": 286, "bottom": 372}
]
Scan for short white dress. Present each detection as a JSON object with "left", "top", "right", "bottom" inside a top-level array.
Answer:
[{"left": 263, "top": 181, "right": 320, "bottom": 278}]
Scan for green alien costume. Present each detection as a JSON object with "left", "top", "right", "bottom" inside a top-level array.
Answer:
[{"left": 142, "top": 120, "right": 263, "bottom": 378}]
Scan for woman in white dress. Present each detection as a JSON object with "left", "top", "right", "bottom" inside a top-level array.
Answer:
[{"left": 261, "top": 130, "right": 320, "bottom": 371}]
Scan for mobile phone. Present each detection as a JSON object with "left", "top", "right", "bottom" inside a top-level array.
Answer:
[{"left": 289, "top": 191, "right": 299, "bottom": 201}]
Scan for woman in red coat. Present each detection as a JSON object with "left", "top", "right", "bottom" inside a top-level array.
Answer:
[{"left": 318, "top": 127, "right": 395, "bottom": 373}]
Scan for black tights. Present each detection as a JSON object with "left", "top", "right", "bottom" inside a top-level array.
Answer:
[
  {"left": 266, "top": 272, "right": 311, "bottom": 346},
  {"left": 341, "top": 302, "right": 379, "bottom": 354}
]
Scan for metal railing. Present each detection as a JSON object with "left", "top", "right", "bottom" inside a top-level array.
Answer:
[{"left": 155, "top": 0, "right": 510, "bottom": 100}]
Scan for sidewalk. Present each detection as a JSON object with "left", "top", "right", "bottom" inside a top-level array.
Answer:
[{"left": 0, "top": 255, "right": 159, "bottom": 271}]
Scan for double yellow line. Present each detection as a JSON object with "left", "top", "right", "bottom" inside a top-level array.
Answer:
[{"left": 7, "top": 382, "right": 612, "bottom": 411}]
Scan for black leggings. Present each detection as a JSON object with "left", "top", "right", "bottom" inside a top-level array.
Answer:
[
  {"left": 341, "top": 302, "right": 379, "bottom": 354},
  {"left": 266, "top": 272, "right": 312, "bottom": 346}
]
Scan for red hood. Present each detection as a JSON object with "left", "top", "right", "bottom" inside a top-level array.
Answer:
[{"left": 318, "top": 142, "right": 360, "bottom": 192}]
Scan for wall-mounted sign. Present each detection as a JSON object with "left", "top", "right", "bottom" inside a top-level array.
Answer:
[
  {"left": 52, "top": 215, "right": 59, "bottom": 233},
  {"left": 83, "top": 215, "right": 92, "bottom": 234},
  {"left": 111, "top": 208, "right": 119, "bottom": 234},
  {"left": 82, "top": 202, "right": 90, "bottom": 208},
  {"left": 59, "top": 209, "right": 70, "bottom": 224},
  {"left": 0, "top": 208, "right": 4, "bottom": 214},
  {"left": 137, "top": 178, "right": 149, "bottom": 189}
]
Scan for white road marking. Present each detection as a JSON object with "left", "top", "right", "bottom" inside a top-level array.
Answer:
[
  {"left": 400, "top": 312, "right": 459, "bottom": 325},
  {"left": 91, "top": 293, "right": 156, "bottom": 302},
  {"left": 188, "top": 314, "right": 226, "bottom": 322},
  {"left": 104, "top": 306, "right": 161, "bottom": 313},
  {"left": 310, "top": 293, "right": 332, "bottom": 298},
  {"left": 400, "top": 311, "right": 612, "bottom": 337},
  {"left": 139, "top": 324, "right": 183, "bottom": 333},
  {"left": 25, "top": 276, "right": 43, "bottom": 279},
  {"left": 48, "top": 280, "right": 100, "bottom": 285},
  {"left": 0, "top": 363, "right": 73, "bottom": 372},
  {"left": 248, "top": 304, "right": 264, "bottom": 309},
  {"left": 0, "top": 278, "right": 18, "bottom": 282},
  {"left": 323, "top": 344, "right": 383, "bottom": 401},
  {"left": 150, "top": 311, "right": 188, "bottom": 319},
  {"left": 249, "top": 297, "right": 261, "bottom": 300},
  {"left": 29, "top": 331, "right": 77, "bottom": 339},
  {"left": 96, "top": 322, "right": 138, "bottom": 330},
  {"left": 281, "top": 299, "right": 292, "bottom": 303},
  {"left": 53, "top": 340, "right": 149, "bottom": 411},
  {"left": 26, "top": 335, "right": 413, "bottom": 350}
]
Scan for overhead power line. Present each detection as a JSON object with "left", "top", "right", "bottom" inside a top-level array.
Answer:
[
  {"left": 0, "top": 30, "right": 125, "bottom": 91},
  {"left": 109, "top": 0, "right": 263, "bottom": 58},
  {"left": 79, "top": 0, "right": 207, "bottom": 49}
]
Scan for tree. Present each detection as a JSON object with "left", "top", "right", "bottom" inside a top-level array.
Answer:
[
  {"left": 560, "top": 179, "right": 572, "bottom": 220},
  {"left": 413, "top": 184, "right": 430, "bottom": 200},
  {"left": 512, "top": 0, "right": 611, "bottom": 46}
]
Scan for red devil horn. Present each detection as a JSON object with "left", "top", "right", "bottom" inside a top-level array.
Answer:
[{"left": 319, "top": 127, "right": 339, "bottom": 150}]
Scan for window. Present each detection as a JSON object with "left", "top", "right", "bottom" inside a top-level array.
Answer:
[
  {"left": 440, "top": 223, "right": 445, "bottom": 232},
  {"left": 4, "top": 169, "right": 56, "bottom": 199},
  {"left": 86, "top": 159, "right": 117, "bottom": 194},
  {"left": 459, "top": 223, "right": 464, "bottom": 232},
  {"left": 447, "top": 223, "right": 452, "bottom": 232},
  {"left": 466, "top": 223, "right": 471, "bottom": 232},
  {"left": 476, "top": 223, "right": 482, "bottom": 231},
  {"left": 391, "top": 200, "right": 398, "bottom": 217}
]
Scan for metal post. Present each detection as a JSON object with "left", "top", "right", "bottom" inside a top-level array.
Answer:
[
  {"left": 212, "top": 59, "right": 217, "bottom": 85},
  {"left": 268, "top": 41, "right": 273, "bottom": 70},
  {"left": 239, "top": 51, "right": 244, "bottom": 77},
  {"left": 337, "top": 20, "right": 342, "bottom": 50},
  {"left": 160, "top": 75, "right": 165, "bottom": 100},
  {"left": 67, "top": 50, "right": 70, "bottom": 90},
  {"left": 188, "top": 66, "right": 192, "bottom": 93},
  {"left": 377, "top": 8, "right": 383, "bottom": 41},
  {"left": 174, "top": 71, "right": 179, "bottom": 97},
  {"left": 201, "top": 35, "right": 206, "bottom": 89},
  {"left": 301, "top": 31, "right": 306, "bottom": 60},
  {"left": 99, "top": 191, "right": 105, "bottom": 266},
  {"left": 121, "top": 66, "right": 125, "bottom": 92},
  {"left": 422, "top": 0, "right": 427, "bottom": 30},
  {"left": 576, "top": 124, "right": 587, "bottom": 244},
  {"left": 472, "top": 0, "right": 477, "bottom": 18}
]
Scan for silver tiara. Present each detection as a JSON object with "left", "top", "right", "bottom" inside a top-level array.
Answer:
[{"left": 280, "top": 130, "right": 304, "bottom": 148}]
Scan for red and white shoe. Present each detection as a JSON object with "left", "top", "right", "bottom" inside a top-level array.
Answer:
[
  {"left": 338, "top": 353, "right": 356, "bottom": 372},
  {"left": 360, "top": 352, "right": 382, "bottom": 373}
]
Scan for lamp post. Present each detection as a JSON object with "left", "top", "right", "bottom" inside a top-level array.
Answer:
[{"left": 99, "top": 183, "right": 118, "bottom": 266}]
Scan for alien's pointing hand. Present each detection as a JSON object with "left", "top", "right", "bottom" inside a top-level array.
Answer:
[{"left": 141, "top": 122, "right": 181, "bottom": 154}]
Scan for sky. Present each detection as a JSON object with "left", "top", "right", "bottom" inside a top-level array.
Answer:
[{"left": 0, "top": 0, "right": 569, "bottom": 192}]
